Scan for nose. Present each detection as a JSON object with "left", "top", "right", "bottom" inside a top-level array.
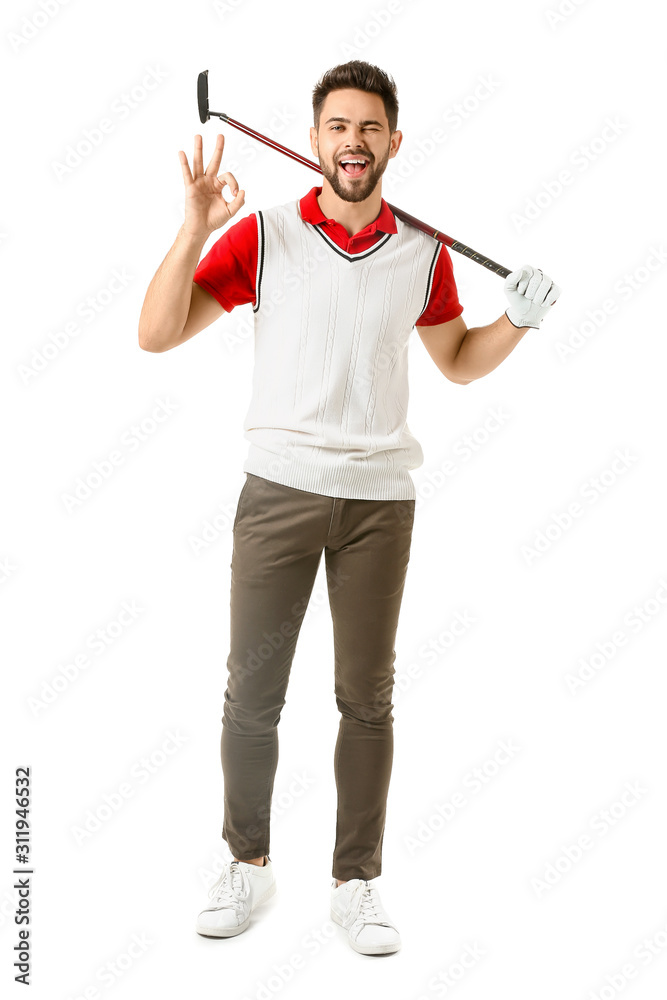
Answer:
[{"left": 345, "top": 125, "right": 371, "bottom": 148}]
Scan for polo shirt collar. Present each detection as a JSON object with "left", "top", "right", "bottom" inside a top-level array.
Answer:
[{"left": 299, "top": 185, "right": 397, "bottom": 236}]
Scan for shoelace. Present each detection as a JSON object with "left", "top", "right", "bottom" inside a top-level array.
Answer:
[
  {"left": 206, "top": 862, "right": 251, "bottom": 914},
  {"left": 342, "top": 880, "right": 394, "bottom": 933}
]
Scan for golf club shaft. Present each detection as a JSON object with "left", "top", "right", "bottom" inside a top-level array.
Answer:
[{"left": 211, "top": 110, "right": 511, "bottom": 278}]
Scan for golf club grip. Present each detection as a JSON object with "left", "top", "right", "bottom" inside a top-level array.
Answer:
[{"left": 446, "top": 243, "right": 511, "bottom": 278}]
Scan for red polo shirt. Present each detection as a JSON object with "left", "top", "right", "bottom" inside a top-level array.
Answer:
[{"left": 193, "top": 186, "right": 464, "bottom": 326}]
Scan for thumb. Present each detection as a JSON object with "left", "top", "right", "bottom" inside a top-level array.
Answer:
[{"left": 504, "top": 265, "right": 530, "bottom": 292}]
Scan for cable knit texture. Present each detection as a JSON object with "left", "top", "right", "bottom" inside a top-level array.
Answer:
[{"left": 241, "top": 197, "right": 444, "bottom": 499}]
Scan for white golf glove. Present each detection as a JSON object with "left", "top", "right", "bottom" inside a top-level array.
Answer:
[{"left": 504, "top": 264, "right": 561, "bottom": 329}]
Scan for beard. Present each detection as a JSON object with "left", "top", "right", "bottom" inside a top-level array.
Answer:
[{"left": 318, "top": 143, "right": 391, "bottom": 203}]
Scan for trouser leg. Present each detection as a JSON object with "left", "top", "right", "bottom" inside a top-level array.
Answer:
[
  {"left": 221, "top": 474, "right": 329, "bottom": 860},
  {"left": 325, "top": 497, "right": 415, "bottom": 881}
]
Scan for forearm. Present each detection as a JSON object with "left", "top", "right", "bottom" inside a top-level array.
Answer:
[
  {"left": 138, "top": 225, "right": 209, "bottom": 352},
  {"left": 450, "top": 312, "right": 531, "bottom": 382}
]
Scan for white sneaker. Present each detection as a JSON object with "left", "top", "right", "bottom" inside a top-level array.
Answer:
[
  {"left": 196, "top": 856, "right": 276, "bottom": 937},
  {"left": 330, "top": 877, "right": 401, "bottom": 955}
]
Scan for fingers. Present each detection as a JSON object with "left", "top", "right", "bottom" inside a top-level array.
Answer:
[
  {"left": 505, "top": 265, "right": 531, "bottom": 293},
  {"left": 545, "top": 283, "right": 561, "bottom": 308},
  {"left": 205, "top": 133, "right": 225, "bottom": 177},
  {"left": 215, "top": 170, "right": 241, "bottom": 198},
  {"left": 518, "top": 266, "right": 536, "bottom": 297},
  {"left": 508, "top": 264, "right": 560, "bottom": 306},
  {"left": 178, "top": 134, "right": 206, "bottom": 185},
  {"left": 179, "top": 135, "right": 233, "bottom": 192},
  {"left": 177, "top": 149, "right": 193, "bottom": 185},
  {"left": 529, "top": 271, "right": 560, "bottom": 306},
  {"left": 504, "top": 261, "right": 561, "bottom": 330},
  {"left": 211, "top": 169, "right": 245, "bottom": 219},
  {"left": 532, "top": 273, "right": 552, "bottom": 306},
  {"left": 192, "top": 133, "right": 204, "bottom": 179},
  {"left": 226, "top": 186, "right": 246, "bottom": 218}
]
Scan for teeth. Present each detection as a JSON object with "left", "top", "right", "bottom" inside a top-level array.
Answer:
[{"left": 341, "top": 159, "right": 368, "bottom": 165}]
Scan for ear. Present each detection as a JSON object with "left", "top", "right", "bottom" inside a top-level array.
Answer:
[
  {"left": 389, "top": 129, "right": 403, "bottom": 159},
  {"left": 309, "top": 125, "right": 319, "bottom": 156}
]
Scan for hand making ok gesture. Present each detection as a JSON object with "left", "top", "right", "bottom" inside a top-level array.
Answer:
[{"left": 178, "top": 133, "right": 246, "bottom": 240}]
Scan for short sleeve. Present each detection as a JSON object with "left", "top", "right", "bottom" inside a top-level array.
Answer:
[
  {"left": 193, "top": 213, "right": 258, "bottom": 313},
  {"left": 416, "top": 244, "right": 464, "bottom": 326}
]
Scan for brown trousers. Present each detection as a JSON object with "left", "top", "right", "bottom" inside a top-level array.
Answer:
[{"left": 221, "top": 472, "right": 415, "bottom": 881}]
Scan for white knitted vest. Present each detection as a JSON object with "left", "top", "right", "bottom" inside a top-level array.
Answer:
[{"left": 241, "top": 196, "right": 444, "bottom": 500}]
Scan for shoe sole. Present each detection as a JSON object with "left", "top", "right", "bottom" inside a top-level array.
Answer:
[
  {"left": 197, "top": 879, "right": 277, "bottom": 938},
  {"left": 330, "top": 907, "right": 401, "bottom": 955}
]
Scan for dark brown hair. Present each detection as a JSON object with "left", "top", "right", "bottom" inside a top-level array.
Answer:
[{"left": 312, "top": 60, "right": 399, "bottom": 133}]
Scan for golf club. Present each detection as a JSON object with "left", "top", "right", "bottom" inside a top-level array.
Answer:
[{"left": 197, "top": 69, "right": 512, "bottom": 279}]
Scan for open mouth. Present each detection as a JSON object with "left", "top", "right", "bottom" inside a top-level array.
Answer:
[{"left": 339, "top": 158, "right": 370, "bottom": 177}]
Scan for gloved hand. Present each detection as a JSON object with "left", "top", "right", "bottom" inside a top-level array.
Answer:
[{"left": 504, "top": 264, "right": 561, "bottom": 329}]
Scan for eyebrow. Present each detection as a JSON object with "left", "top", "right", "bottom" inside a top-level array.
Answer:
[{"left": 324, "top": 116, "right": 384, "bottom": 127}]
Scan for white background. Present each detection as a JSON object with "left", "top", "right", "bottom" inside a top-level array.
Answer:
[{"left": 2, "top": 0, "right": 666, "bottom": 997}]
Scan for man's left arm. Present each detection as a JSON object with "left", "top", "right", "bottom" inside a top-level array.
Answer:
[{"left": 416, "top": 264, "right": 561, "bottom": 384}]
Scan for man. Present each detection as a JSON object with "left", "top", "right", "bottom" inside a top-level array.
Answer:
[{"left": 138, "top": 59, "right": 560, "bottom": 956}]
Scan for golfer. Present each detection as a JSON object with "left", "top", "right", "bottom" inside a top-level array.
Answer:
[{"left": 138, "top": 59, "right": 560, "bottom": 956}]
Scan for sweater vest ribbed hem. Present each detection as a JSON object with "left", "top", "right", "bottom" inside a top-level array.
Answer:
[{"left": 243, "top": 446, "right": 416, "bottom": 500}]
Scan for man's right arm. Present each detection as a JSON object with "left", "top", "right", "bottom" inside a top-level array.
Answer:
[{"left": 138, "top": 225, "right": 224, "bottom": 353}]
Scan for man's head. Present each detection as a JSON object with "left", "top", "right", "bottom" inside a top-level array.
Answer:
[{"left": 310, "top": 60, "right": 402, "bottom": 204}]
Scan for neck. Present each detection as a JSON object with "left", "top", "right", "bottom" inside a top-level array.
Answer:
[{"left": 316, "top": 180, "right": 383, "bottom": 238}]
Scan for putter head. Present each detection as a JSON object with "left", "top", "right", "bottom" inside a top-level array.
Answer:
[{"left": 197, "top": 70, "right": 210, "bottom": 124}]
